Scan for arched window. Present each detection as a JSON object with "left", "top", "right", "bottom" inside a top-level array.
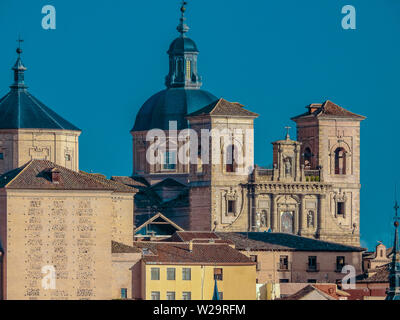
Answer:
[
  {"left": 176, "top": 58, "right": 183, "bottom": 80},
  {"left": 226, "top": 145, "right": 235, "bottom": 173},
  {"left": 304, "top": 147, "right": 312, "bottom": 169},
  {"left": 334, "top": 148, "right": 346, "bottom": 175}
]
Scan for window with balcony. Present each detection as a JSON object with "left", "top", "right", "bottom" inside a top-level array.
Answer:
[{"left": 214, "top": 268, "right": 223, "bottom": 281}]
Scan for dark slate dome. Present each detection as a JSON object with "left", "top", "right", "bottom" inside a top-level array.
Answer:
[
  {"left": 0, "top": 51, "right": 80, "bottom": 131},
  {"left": 168, "top": 37, "right": 199, "bottom": 54},
  {"left": 0, "top": 89, "right": 80, "bottom": 131},
  {"left": 132, "top": 88, "right": 217, "bottom": 131}
]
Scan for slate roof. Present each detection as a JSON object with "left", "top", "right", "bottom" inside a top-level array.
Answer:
[
  {"left": 0, "top": 160, "right": 136, "bottom": 193},
  {"left": 292, "top": 100, "right": 365, "bottom": 121},
  {"left": 0, "top": 89, "right": 80, "bottom": 131},
  {"left": 138, "top": 242, "right": 255, "bottom": 265},
  {"left": 216, "top": 232, "right": 366, "bottom": 252},
  {"left": 187, "top": 98, "right": 259, "bottom": 118},
  {"left": 132, "top": 88, "right": 217, "bottom": 131},
  {"left": 112, "top": 241, "right": 142, "bottom": 254}
]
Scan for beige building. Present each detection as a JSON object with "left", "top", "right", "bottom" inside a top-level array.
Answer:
[
  {"left": 129, "top": 3, "right": 366, "bottom": 246},
  {"left": 0, "top": 160, "right": 136, "bottom": 300}
]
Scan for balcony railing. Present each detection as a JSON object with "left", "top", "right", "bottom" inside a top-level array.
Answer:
[
  {"left": 304, "top": 170, "right": 320, "bottom": 182},
  {"left": 306, "top": 263, "right": 320, "bottom": 272}
]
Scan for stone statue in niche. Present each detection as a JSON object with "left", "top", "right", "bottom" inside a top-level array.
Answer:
[
  {"left": 307, "top": 210, "right": 314, "bottom": 228},
  {"left": 284, "top": 157, "right": 292, "bottom": 177},
  {"left": 260, "top": 210, "right": 267, "bottom": 227},
  {"left": 255, "top": 211, "right": 261, "bottom": 228}
]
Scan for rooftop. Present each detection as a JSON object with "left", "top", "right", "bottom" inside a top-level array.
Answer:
[{"left": 216, "top": 232, "right": 366, "bottom": 252}]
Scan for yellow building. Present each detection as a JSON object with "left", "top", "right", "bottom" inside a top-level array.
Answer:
[{"left": 112, "top": 240, "right": 256, "bottom": 300}]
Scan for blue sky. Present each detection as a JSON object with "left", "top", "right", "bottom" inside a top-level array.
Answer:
[{"left": 0, "top": 0, "right": 399, "bottom": 249}]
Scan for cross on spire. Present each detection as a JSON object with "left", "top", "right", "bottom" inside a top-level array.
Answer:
[
  {"left": 17, "top": 35, "right": 24, "bottom": 55},
  {"left": 285, "top": 126, "right": 291, "bottom": 140}
]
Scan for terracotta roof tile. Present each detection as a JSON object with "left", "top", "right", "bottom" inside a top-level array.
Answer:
[
  {"left": 112, "top": 241, "right": 142, "bottom": 254},
  {"left": 0, "top": 160, "right": 136, "bottom": 193},
  {"left": 111, "top": 176, "right": 149, "bottom": 189},
  {"left": 292, "top": 100, "right": 365, "bottom": 120},
  {"left": 138, "top": 242, "right": 255, "bottom": 265},
  {"left": 187, "top": 98, "right": 259, "bottom": 118}
]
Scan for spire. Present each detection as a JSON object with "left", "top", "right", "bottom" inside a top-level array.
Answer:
[
  {"left": 285, "top": 126, "right": 292, "bottom": 140},
  {"left": 177, "top": 1, "right": 189, "bottom": 37},
  {"left": 10, "top": 37, "right": 28, "bottom": 90},
  {"left": 386, "top": 198, "right": 400, "bottom": 300}
]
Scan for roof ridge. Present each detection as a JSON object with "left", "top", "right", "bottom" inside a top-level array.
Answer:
[
  {"left": 25, "top": 91, "right": 64, "bottom": 129},
  {"left": 5, "top": 160, "right": 34, "bottom": 188}
]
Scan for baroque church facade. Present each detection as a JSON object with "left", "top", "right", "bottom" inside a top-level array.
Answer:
[{"left": 127, "top": 5, "right": 365, "bottom": 246}]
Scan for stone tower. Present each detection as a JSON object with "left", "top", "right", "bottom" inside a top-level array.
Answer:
[
  {"left": 292, "top": 100, "right": 365, "bottom": 245},
  {"left": 0, "top": 46, "right": 81, "bottom": 173},
  {"left": 187, "top": 99, "right": 258, "bottom": 231}
]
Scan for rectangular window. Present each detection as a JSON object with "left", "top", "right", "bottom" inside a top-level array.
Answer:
[
  {"left": 218, "top": 292, "right": 223, "bottom": 300},
  {"left": 279, "top": 279, "right": 289, "bottom": 283},
  {"left": 214, "top": 268, "right": 223, "bottom": 281},
  {"left": 307, "top": 279, "right": 317, "bottom": 283},
  {"left": 120, "top": 288, "right": 127, "bottom": 299},
  {"left": 307, "top": 256, "right": 318, "bottom": 271},
  {"left": 186, "top": 60, "right": 191, "bottom": 80},
  {"left": 227, "top": 200, "right": 236, "bottom": 214},
  {"left": 163, "top": 151, "right": 177, "bottom": 170},
  {"left": 151, "top": 291, "right": 160, "bottom": 300},
  {"left": 166, "top": 292, "right": 176, "bottom": 300},
  {"left": 182, "top": 268, "right": 191, "bottom": 281},
  {"left": 151, "top": 268, "right": 160, "bottom": 280},
  {"left": 337, "top": 202, "right": 345, "bottom": 216},
  {"left": 65, "top": 154, "right": 71, "bottom": 161},
  {"left": 279, "top": 255, "right": 289, "bottom": 270},
  {"left": 182, "top": 292, "right": 191, "bottom": 300},
  {"left": 336, "top": 256, "right": 345, "bottom": 271},
  {"left": 0, "top": 153, "right": 4, "bottom": 160},
  {"left": 167, "top": 268, "right": 176, "bottom": 281}
]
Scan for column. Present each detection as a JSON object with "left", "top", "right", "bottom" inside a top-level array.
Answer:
[
  {"left": 298, "top": 194, "right": 305, "bottom": 235},
  {"left": 318, "top": 194, "right": 327, "bottom": 235},
  {"left": 271, "top": 194, "right": 278, "bottom": 232}
]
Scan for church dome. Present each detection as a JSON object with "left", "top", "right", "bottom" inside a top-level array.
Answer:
[
  {"left": 131, "top": 2, "right": 217, "bottom": 132},
  {"left": 132, "top": 88, "right": 217, "bottom": 131}
]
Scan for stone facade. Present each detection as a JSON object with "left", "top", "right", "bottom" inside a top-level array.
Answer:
[
  {"left": 0, "top": 129, "right": 80, "bottom": 174},
  {"left": 132, "top": 100, "right": 365, "bottom": 246}
]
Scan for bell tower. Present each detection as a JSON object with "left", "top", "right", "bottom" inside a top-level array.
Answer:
[{"left": 292, "top": 100, "right": 365, "bottom": 245}]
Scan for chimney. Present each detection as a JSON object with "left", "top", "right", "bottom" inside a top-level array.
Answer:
[
  {"left": 50, "top": 168, "right": 61, "bottom": 184},
  {"left": 189, "top": 240, "right": 193, "bottom": 252}
]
